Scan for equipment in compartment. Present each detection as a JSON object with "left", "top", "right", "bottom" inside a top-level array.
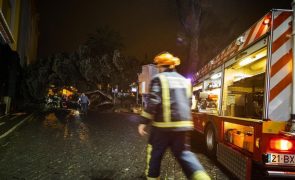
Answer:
[
  {"left": 224, "top": 122, "right": 254, "bottom": 152},
  {"left": 243, "top": 131, "right": 254, "bottom": 152},
  {"left": 233, "top": 130, "right": 244, "bottom": 148}
]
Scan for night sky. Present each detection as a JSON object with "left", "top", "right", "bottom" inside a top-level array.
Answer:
[{"left": 37, "top": 0, "right": 292, "bottom": 67}]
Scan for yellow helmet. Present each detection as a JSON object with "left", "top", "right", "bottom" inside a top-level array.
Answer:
[{"left": 154, "top": 52, "right": 180, "bottom": 68}]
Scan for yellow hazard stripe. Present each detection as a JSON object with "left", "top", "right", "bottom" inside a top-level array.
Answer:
[
  {"left": 159, "top": 75, "right": 171, "bottom": 122},
  {"left": 186, "top": 81, "right": 192, "bottom": 98},
  {"left": 262, "top": 121, "right": 287, "bottom": 134},
  {"left": 145, "top": 144, "right": 152, "bottom": 176},
  {"left": 191, "top": 170, "right": 211, "bottom": 180},
  {"left": 152, "top": 121, "right": 193, "bottom": 128},
  {"left": 141, "top": 110, "right": 153, "bottom": 120}
]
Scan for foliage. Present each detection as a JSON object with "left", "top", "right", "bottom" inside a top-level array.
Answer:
[
  {"left": 85, "top": 26, "right": 124, "bottom": 57},
  {"left": 23, "top": 27, "right": 142, "bottom": 102}
]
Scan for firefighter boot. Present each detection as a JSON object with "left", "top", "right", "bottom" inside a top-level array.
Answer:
[{"left": 191, "top": 170, "right": 211, "bottom": 180}]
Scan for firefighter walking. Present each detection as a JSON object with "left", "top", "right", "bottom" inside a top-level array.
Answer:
[{"left": 138, "top": 52, "right": 211, "bottom": 180}]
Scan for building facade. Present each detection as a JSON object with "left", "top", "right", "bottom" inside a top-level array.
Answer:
[{"left": 0, "top": 0, "right": 39, "bottom": 115}]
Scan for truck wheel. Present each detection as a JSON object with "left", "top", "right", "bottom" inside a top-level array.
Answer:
[{"left": 205, "top": 124, "right": 217, "bottom": 158}]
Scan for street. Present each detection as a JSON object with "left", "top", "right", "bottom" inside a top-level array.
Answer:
[{"left": 0, "top": 110, "right": 230, "bottom": 179}]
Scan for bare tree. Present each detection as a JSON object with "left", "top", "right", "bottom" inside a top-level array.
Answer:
[{"left": 176, "top": 0, "right": 202, "bottom": 75}]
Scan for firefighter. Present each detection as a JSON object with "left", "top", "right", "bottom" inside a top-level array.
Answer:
[{"left": 138, "top": 52, "right": 211, "bottom": 180}]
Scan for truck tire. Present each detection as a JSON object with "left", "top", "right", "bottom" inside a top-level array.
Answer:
[{"left": 205, "top": 124, "right": 217, "bottom": 158}]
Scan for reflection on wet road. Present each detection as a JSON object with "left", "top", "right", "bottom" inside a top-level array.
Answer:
[
  {"left": 43, "top": 110, "right": 90, "bottom": 142},
  {"left": 0, "top": 109, "right": 230, "bottom": 179}
]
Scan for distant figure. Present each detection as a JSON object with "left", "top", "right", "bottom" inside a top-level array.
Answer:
[
  {"left": 78, "top": 93, "right": 90, "bottom": 114},
  {"left": 138, "top": 52, "right": 211, "bottom": 180}
]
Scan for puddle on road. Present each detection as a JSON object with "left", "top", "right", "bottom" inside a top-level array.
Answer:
[
  {"left": 43, "top": 113, "right": 63, "bottom": 129},
  {"left": 43, "top": 111, "right": 90, "bottom": 142},
  {"left": 63, "top": 120, "right": 89, "bottom": 142},
  {"left": 77, "top": 122, "right": 89, "bottom": 142}
]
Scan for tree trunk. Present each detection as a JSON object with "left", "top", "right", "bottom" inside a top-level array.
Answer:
[{"left": 176, "top": 0, "right": 202, "bottom": 76}]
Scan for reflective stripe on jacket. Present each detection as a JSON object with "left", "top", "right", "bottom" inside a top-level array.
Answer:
[{"left": 140, "top": 70, "right": 193, "bottom": 131}]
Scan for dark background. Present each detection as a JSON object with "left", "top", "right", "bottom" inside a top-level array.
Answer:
[{"left": 37, "top": 0, "right": 293, "bottom": 69}]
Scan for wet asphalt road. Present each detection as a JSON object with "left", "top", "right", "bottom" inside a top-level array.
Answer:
[{"left": 0, "top": 109, "right": 231, "bottom": 179}]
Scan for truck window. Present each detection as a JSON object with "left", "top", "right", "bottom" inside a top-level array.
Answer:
[
  {"left": 222, "top": 48, "right": 266, "bottom": 119},
  {"left": 192, "top": 83, "right": 202, "bottom": 111},
  {"left": 197, "top": 72, "right": 221, "bottom": 114}
]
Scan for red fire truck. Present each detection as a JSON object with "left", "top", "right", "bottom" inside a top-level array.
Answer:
[{"left": 191, "top": 9, "right": 295, "bottom": 179}]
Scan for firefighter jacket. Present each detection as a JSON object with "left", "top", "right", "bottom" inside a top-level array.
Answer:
[{"left": 140, "top": 69, "right": 193, "bottom": 131}]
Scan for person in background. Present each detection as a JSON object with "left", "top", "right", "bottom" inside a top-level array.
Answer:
[
  {"left": 78, "top": 93, "right": 90, "bottom": 115},
  {"left": 138, "top": 52, "right": 211, "bottom": 180}
]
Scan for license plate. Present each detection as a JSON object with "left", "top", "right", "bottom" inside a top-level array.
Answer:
[{"left": 267, "top": 153, "right": 295, "bottom": 165}]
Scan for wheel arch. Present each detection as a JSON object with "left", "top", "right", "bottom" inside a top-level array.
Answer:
[
  {"left": 204, "top": 115, "right": 218, "bottom": 140},
  {"left": 203, "top": 115, "right": 219, "bottom": 158}
]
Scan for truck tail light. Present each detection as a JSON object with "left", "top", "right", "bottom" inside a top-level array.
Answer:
[{"left": 269, "top": 138, "right": 295, "bottom": 151}]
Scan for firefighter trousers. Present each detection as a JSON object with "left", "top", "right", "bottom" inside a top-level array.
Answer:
[{"left": 146, "top": 128, "right": 208, "bottom": 179}]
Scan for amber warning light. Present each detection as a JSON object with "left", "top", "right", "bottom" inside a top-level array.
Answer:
[
  {"left": 263, "top": 18, "right": 271, "bottom": 25},
  {"left": 270, "top": 138, "right": 295, "bottom": 151}
]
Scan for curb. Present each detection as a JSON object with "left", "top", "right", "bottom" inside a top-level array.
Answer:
[
  {"left": 0, "top": 113, "right": 34, "bottom": 144},
  {"left": 0, "top": 114, "right": 9, "bottom": 120}
]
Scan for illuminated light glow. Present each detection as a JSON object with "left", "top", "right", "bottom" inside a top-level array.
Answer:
[
  {"left": 270, "top": 138, "right": 293, "bottom": 151},
  {"left": 192, "top": 84, "right": 202, "bottom": 91},
  {"left": 62, "top": 88, "right": 73, "bottom": 96},
  {"left": 255, "top": 138, "right": 260, "bottom": 149},
  {"left": 62, "top": 89, "right": 67, "bottom": 95},
  {"left": 74, "top": 110, "right": 80, "bottom": 115},
  {"left": 239, "top": 57, "right": 254, "bottom": 67},
  {"left": 131, "top": 87, "right": 137, "bottom": 92},
  {"left": 211, "top": 72, "right": 222, "bottom": 80},
  {"left": 163, "top": 53, "right": 173, "bottom": 59},
  {"left": 239, "top": 49, "right": 267, "bottom": 67},
  {"left": 233, "top": 73, "right": 251, "bottom": 82},
  {"left": 263, "top": 18, "right": 271, "bottom": 25}
]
